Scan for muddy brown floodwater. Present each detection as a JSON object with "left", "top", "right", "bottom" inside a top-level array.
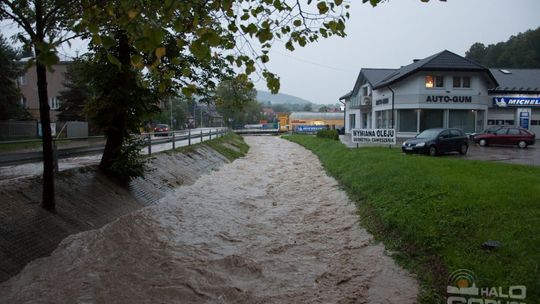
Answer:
[{"left": 0, "top": 136, "right": 418, "bottom": 304}]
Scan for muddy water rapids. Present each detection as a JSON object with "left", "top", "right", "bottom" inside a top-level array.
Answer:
[{"left": 0, "top": 136, "right": 418, "bottom": 303}]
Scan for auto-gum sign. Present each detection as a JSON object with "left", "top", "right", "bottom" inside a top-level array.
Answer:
[{"left": 352, "top": 129, "right": 396, "bottom": 144}]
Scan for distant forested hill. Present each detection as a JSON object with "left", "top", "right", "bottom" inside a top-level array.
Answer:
[
  {"left": 256, "top": 90, "right": 312, "bottom": 106},
  {"left": 465, "top": 27, "right": 540, "bottom": 68}
]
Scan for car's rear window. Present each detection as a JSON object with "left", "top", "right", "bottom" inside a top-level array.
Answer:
[
  {"left": 508, "top": 128, "right": 520, "bottom": 135},
  {"left": 450, "top": 129, "right": 462, "bottom": 137},
  {"left": 495, "top": 128, "right": 508, "bottom": 135}
]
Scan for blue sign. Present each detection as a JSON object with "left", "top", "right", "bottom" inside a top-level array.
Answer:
[
  {"left": 296, "top": 125, "right": 326, "bottom": 133},
  {"left": 493, "top": 97, "right": 540, "bottom": 108},
  {"left": 519, "top": 111, "right": 530, "bottom": 129}
]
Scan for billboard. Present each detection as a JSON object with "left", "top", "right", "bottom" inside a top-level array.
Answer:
[
  {"left": 295, "top": 125, "right": 326, "bottom": 133},
  {"left": 493, "top": 97, "right": 540, "bottom": 108}
]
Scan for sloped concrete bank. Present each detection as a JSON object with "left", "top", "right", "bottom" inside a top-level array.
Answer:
[{"left": 0, "top": 134, "right": 248, "bottom": 283}]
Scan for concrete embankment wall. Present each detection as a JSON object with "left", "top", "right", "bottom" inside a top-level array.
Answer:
[{"left": 0, "top": 136, "right": 246, "bottom": 282}]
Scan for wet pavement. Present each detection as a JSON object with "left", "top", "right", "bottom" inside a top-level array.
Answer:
[
  {"left": 0, "top": 136, "right": 418, "bottom": 303},
  {"left": 458, "top": 143, "right": 540, "bottom": 166},
  {"left": 341, "top": 134, "right": 539, "bottom": 167}
]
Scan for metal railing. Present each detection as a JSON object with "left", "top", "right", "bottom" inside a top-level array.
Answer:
[{"left": 0, "top": 127, "right": 228, "bottom": 167}]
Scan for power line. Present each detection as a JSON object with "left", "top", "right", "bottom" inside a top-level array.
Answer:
[{"left": 269, "top": 49, "right": 359, "bottom": 73}]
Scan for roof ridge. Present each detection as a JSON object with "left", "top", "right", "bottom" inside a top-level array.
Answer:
[
  {"left": 417, "top": 50, "right": 447, "bottom": 67},
  {"left": 443, "top": 49, "right": 489, "bottom": 70}
]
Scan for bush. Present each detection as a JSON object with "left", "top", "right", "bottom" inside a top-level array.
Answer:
[
  {"left": 316, "top": 129, "right": 339, "bottom": 140},
  {"left": 107, "top": 136, "right": 151, "bottom": 182}
]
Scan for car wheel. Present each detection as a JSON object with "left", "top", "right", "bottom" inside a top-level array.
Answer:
[
  {"left": 459, "top": 143, "right": 468, "bottom": 155},
  {"left": 518, "top": 141, "right": 528, "bottom": 149},
  {"left": 479, "top": 139, "right": 488, "bottom": 146},
  {"left": 428, "top": 145, "right": 438, "bottom": 156}
]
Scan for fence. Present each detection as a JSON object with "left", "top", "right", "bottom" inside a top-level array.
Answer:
[
  {"left": 0, "top": 121, "right": 37, "bottom": 138},
  {"left": 0, "top": 128, "right": 228, "bottom": 167}
]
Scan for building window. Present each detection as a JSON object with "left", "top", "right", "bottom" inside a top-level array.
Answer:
[
  {"left": 20, "top": 96, "right": 27, "bottom": 108},
  {"left": 449, "top": 110, "right": 475, "bottom": 133},
  {"left": 425, "top": 76, "right": 434, "bottom": 88},
  {"left": 463, "top": 76, "right": 471, "bottom": 88},
  {"left": 487, "top": 119, "right": 514, "bottom": 126},
  {"left": 49, "top": 96, "right": 60, "bottom": 110},
  {"left": 419, "top": 109, "right": 444, "bottom": 131},
  {"left": 362, "top": 112, "right": 369, "bottom": 129},
  {"left": 376, "top": 110, "right": 392, "bottom": 129},
  {"left": 375, "top": 98, "right": 389, "bottom": 105},
  {"left": 435, "top": 76, "right": 444, "bottom": 87},
  {"left": 398, "top": 109, "right": 417, "bottom": 132},
  {"left": 17, "top": 75, "right": 27, "bottom": 86},
  {"left": 349, "top": 95, "right": 360, "bottom": 108},
  {"left": 349, "top": 114, "right": 356, "bottom": 130},
  {"left": 425, "top": 75, "right": 444, "bottom": 88},
  {"left": 452, "top": 76, "right": 471, "bottom": 88},
  {"left": 453, "top": 76, "right": 461, "bottom": 88}
]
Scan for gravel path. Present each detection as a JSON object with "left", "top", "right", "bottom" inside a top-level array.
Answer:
[{"left": 0, "top": 136, "right": 418, "bottom": 303}]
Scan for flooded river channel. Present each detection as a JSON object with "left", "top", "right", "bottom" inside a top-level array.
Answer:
[{"left": 0, "top": 136, "right": 418, "bottom": 303}]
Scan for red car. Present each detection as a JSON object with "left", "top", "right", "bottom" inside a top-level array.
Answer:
[
  {"left": 473, "top": 126, "right": 535, "bottom": 148},
  {"left": 153, "top": 124, "right": 170, "bottom": 136}
]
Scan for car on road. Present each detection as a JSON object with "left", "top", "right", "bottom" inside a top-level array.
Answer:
[
  {"left": 153, "top": 124, "right": 170, "bottom": 136},
  {"left": 402, "top": 128, "right": 469, "bottom": 156},
  {"left": 472, "top": 126, "right": 535, "bottom": 148}
]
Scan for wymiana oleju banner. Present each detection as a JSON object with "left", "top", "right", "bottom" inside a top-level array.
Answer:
[{"left": 351, "top": 129, "right": 396, "bottom": 144}]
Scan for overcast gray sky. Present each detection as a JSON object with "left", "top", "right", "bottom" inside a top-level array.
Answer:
[
  {"left": 2, "top": 1, "right": 539, "bottom": 105},
  {"left": 256, "top": 0, "right": 540, "bottom": 104}
]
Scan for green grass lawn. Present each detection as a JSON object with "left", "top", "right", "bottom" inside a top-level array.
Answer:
[
  {"left": 285, "top": 135, "right": 540, "bottom": 303},
  {"left": 167, "top": 132, "right": 249, "bottom": 161},
  {"left": 202, "top": 132, "right": 249, "bottom": 161}
]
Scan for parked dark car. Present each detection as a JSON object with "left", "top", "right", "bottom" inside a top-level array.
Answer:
[
  {"left": 153, "top": 124, "right": 170, "bottom": 136},
  {"left": 472, "top": 126, "right": 535, "bottom": 148},
  {"left": 402, "top": 128, "right": 469, "bottom": 156}
]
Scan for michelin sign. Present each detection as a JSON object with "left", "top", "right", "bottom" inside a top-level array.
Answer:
[
  {"left": 352, "top": 129, "right": 396, "bottom": 145},
  {"left": 493, "top": 97, "right": 540, "bottom": 107}
]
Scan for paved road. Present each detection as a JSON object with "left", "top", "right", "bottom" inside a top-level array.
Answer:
[
  {"left": 0, "top": 128, "right": 222, "bottom": 182},
  {"left": 0, "top": 136, "right": 418, "bottom": 303}
]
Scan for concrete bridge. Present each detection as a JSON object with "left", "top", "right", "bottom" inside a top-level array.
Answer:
[{"left": 233, "top": 128, "right": 281, "bottom": 135}]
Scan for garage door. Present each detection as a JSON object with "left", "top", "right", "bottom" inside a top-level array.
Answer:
[{"left": 531, "top": 109, "right": 540, "bottom": 136}]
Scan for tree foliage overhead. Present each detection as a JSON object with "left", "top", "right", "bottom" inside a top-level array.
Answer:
[
  {"left": 465, "top": 27, "right": 540, "bottom": 68},
  {"left": 76, "top": 0, "right": 353, "bottom": 95}
]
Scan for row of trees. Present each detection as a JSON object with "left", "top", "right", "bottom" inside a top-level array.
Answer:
[
  {"left": 465, "top": 27, "right": 540, "bottom": 68},
  {"left": 58, "top": 59, "right": 263, "bottom": 130}
]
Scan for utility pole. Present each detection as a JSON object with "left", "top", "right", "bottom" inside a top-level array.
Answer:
[
  {"left": 170, "top": 99, "right": 173, "bottom": 130},
  {"left": 192, "top": 101, "right": 196, "bottom": 128}
]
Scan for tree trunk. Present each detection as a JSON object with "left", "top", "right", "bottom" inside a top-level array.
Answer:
[
  {"left": 99, "top": 31, "right": 131, "bottom": 173},
  {"left": 99, "top": 113, "right": 126, "bottom": 171},
  {"left": 35, "top": 0, "right": 55, "bottom": 210}
]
